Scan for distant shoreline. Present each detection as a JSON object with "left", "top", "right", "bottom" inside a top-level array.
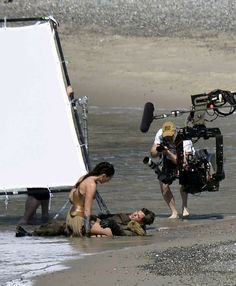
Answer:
[{"left": 1, "top": 0, "right": 236, "bottom": 38}]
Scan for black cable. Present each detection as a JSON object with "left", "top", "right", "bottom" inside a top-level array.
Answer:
[{"left": 212, "top": 90, "right": 236, "bottom": 116}]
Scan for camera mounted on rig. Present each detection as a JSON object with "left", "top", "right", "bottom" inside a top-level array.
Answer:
[
  {"left": 175, "top": 126, "right": 224, "bottom": 193},
  {"left": 143, "top": 156, "right": 176, "bottom": 185},
  {"left": 140, "top": 89, "right": 235, "bottom": 194}
]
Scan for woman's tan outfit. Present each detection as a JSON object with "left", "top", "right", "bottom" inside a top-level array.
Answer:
[{"left": 66, "top": 187, "right": 85, "bottom": 237}]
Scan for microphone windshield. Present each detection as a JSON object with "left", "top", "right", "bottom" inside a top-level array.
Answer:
[{"left": 140, "top": 102, "right": 154, "bottom": 132}]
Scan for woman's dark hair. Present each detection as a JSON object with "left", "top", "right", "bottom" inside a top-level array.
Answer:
[
  {"left": 75, "top": 162, "right": 115, "bottom": 188},
  {"left": 91, "top": 162, "right": 115, "bottom": 177},
  {"left": 141, "top": 208, "right": 155, "bottom": 225}
]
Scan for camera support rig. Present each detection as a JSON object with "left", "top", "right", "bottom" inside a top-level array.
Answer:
[
  {"left": 175, "top": 125, "right": 224, "bottom": 193},
  {"left": 140, "top": 89, "right": 236, "bottom": 193}
]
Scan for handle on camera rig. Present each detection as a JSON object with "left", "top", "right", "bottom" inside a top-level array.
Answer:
[{"left": 140, "top": 89, "right": 236, "bottom": 133}]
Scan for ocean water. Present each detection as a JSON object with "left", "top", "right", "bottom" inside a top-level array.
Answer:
[
  {"left": 0, "top": 232, "right": 81, "bottom": 286},
  {"left": 0, "top": 106, "right": 236, "bottom": 285}
]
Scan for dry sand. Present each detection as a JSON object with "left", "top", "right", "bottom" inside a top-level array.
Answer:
[
  {"left": 1, "top": 1, "right": 236, "bottom": 109},
  {"left": 62, "top": 32, "right": 236, "bottom": 109},
  {"left": 34, "top": 33, "right": 236, "bottom": 286}
]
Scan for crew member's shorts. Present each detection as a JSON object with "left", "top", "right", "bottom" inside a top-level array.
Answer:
[{"left": 27, "top": 188, "right": 50, "bottom": 200}]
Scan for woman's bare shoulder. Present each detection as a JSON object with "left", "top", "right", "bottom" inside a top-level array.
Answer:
[{"left": 80, "top": 177, "right": 97, "bottom": 193}]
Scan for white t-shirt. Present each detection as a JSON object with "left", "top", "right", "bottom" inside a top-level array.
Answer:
[{"left": 154, "top": 129, "right": 195, "bottom": 155}]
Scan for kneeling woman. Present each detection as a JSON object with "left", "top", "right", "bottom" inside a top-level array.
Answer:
[{"left": 66, "top": 162, "right": 115, "bottom": 237}]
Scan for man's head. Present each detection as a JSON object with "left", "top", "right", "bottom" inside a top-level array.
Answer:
[
  {"left": 162, "top": 121, "right": 176, "bottom": 138},
  {"left": 129, "top": 208, "right": 155, "bottom": 225}
]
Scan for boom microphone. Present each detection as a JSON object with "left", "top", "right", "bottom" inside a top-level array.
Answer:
[{"left": 140, "top": 102, "right": 154, "bottom": 132}]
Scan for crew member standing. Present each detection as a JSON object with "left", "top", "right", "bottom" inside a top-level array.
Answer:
[{"left": 150, "top": 121, "right": 194, "bottom": 218}]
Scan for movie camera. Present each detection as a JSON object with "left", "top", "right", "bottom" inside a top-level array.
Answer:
[
  {"left": 143, "top": 156, "right": 176, "bottom": 185},
  {"left": 140, "top": 89, "right": 236, "bottom": 194}
]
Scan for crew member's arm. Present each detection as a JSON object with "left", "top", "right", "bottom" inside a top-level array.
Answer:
[
  {"left": 150, "top": 129, "right": 163, "bottom": 158},
  {"left": 150, "top": 143, "right": 159, "bottom": 157}
]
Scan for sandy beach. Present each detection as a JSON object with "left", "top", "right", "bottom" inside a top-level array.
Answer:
[
  {"left": 2, "top": 0, "right": 236, "bottom": 110},
  {"left": 36, "top": 32, "right": 236, "bottom": 286},
  {"left": 40, "top": 35, "right": 236, "bottom": 285},
  {"left": 61, "top": 32, "right": 236, "bottom": 110},
  {"left": 34, "top": 217, "right": 236, "bottom": 286},
  {"left": 1, "top": 1, "right": 236, "bottom": 285}
]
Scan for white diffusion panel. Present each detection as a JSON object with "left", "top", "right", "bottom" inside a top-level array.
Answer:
[{"left": 0, "top": 22, "right": 87, "bottom": 189}]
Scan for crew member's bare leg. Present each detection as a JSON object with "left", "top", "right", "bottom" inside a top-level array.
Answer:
[
  {"left": 41, "top": 199, "right": 49, "bottom": 223},
  {"left": 180, "top": 186, "right": 189, "bottom": 218},
  {"left": 18, "top": 196, "right": 41, "bottom": 225},
  {"left": 160, "top": 182, "right": 179, "bottom": 218}
]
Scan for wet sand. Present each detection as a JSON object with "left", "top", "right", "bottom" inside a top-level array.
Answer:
[
  {"left": 34, "top": 217, "right": 236, "bottom": 286},
  {"left": 1, "top": 1, "right": 236, "bottom": 285}
]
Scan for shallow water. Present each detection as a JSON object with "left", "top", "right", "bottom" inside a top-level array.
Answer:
[
  {"left": 1, "top": 232, "right": 80, "bottom": 286},
  {"left": 0, "top": 106, "right": 236, "bottom": 285}
]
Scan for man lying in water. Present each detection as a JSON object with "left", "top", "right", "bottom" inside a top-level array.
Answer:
[{"left": 16, "top": 208, "right": 155, "bottom": 237}]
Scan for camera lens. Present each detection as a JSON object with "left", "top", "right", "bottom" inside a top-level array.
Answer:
[{"left": 143, "top": 157, "right": 157, "bottom": 169}]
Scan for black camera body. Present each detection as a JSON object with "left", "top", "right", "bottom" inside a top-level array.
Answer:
[
  {"left": 156, "top": 143, "right": 167, "bottom": 152},
  {"left": 175, "top": 126, "right": 224, "bottom": 193},
  {"left": 178, "top": 149, "right": 222, "bottom": 194}
]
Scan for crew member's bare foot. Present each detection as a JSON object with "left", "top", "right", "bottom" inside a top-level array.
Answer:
[
  {"left": 168, "top": 213, "right": 179, "bottom": 219},
  {"left": 182, "top": 207, "right": 190, "bottom": 218}
]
